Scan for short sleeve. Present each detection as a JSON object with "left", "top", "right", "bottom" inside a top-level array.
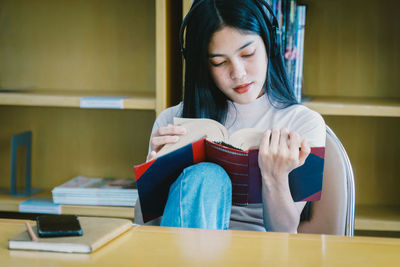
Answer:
[{"left": 289, "top": 106, "right": 326, "bottom": 147}]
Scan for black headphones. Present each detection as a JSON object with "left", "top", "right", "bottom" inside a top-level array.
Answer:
[{"left": 179, "top": 0, "right": 281, "bottom": 59}]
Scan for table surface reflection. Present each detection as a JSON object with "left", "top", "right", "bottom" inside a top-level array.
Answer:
[{"left": 1, "top": 219, "right": 400, "bottom": 266}]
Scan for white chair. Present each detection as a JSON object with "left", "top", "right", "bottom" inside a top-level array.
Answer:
[{"left": 298, "top": 126, "right": 355, "bottom": 236}]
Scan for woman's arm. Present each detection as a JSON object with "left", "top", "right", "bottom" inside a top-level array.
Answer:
[{"left": 258, "top": 128, "right": 310, "bottom": 233}]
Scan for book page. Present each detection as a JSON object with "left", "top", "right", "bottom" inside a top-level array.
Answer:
[
  {"left": 228, "top": 128, "right": 264, "bottom": 151},
  {"left": 156, "top": 118, "right": 228, "bottom": 158}
]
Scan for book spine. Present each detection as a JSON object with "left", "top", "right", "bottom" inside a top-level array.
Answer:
[
  {"left": 271, "top": 0, "right": 277, "bottom": 15},
  {"left": 284, "top": 0, "right": 297, "bottom": 88},
  {"left": 281, "top": 0, "right": 287, "bottom": 55},
  {"left": 294, "top": 5, "right": 306, "bottom": 102}
]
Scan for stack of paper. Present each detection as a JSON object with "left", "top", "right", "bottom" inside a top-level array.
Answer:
[{"left": 52, "top": 176, "right": 138, "bottom": 207}]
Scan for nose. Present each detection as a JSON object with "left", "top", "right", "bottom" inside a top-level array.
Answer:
[{"left": 230, "top": 59, "right": 246, "bottom": 81}]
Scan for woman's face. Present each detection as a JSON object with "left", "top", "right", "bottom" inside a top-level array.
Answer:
[{"left": 208, "top": 26, "right": 268, "bottom": 104}]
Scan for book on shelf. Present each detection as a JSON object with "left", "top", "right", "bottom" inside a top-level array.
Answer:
[
  {"left": 80, "top": 96, "right": 128, "bottom": 109},
  {"left": 134, "top": 118, "right": 325, "bottom": 223},
  {"left": 270, "top": 0, "right": 306, "bottom": 102},
  {"left": 283, "top": 0, "right": 297, "bottom": 85},
  {"left": 8, "top": 217, "right": 132, "bottom": 253},
  {"left": 19, "top": 198, "right": 61, "bottom": 215},
  {"left": 52, "top": 176, "right": 138, "bottom": 207},
  {"left": 294, "top": 4, "right": 306, "bottom": 103}
]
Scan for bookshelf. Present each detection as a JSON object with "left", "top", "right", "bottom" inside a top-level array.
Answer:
[
  {"left": 182, "top": 0, "right": 400, "bottom": 234},
  {"left": 0, "top": 0, "right": 181, "bottom": 217},
  {"left": 184, "top": 0, "right": 400, "bottom": 234},
  {"left": 303, "top": 97, "right": 400, "bottom": 118},
  {"left": 301, "top": 0, "right": 400, "bottom": 233},
  {"left": 1, "top": 0, "right": 399, "bottom": 235},
  {"left": 0, "top": 90, "right": 156, "bottom": 110},
  {"left": 0, "top": 191, "right": 134, "bottom": 219}
]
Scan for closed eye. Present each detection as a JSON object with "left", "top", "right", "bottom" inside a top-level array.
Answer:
[
  {"left": 242, "top": 51, "right": 255, "bottom": 58},
  {"left": 210, "top": 61, "right": 226, "bottom": 67}
]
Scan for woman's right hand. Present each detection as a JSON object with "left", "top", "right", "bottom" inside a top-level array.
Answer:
[{"left": 147, "top": 124, "right": 187, "bottom": 161}]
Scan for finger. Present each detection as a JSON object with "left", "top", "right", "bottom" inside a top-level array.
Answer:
[
  {"left": 157, "top": 125, "right": 186, "bottom": 136},
  {"left": 259, "top": 129, "right": 272, "bottom": 153},
  {"left": 146, "top": 151, "right": 157, "bottom": 162},
  {"left": 269, "top": 128, "right": 280, "bottom": 153},
  {"left": 151, "top": 135, "right": 180, "bottom": 151},
  {"left": 289, "top": 131, "right": 301, "bottom": 156},
  {"left": 279, "top": 128, "right": 289, "bottom": 150},
  {"left": 299, "top": 139, "right": 311, "bottom": 166}
]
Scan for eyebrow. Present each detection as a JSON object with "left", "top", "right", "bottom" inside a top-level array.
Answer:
[{"left": 208, "top": 41, "right": 255, "bottom": 58}]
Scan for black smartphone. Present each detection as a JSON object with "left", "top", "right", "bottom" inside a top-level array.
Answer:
[{"left": 36, "top": 215, "right": 83, "bottom": 237}]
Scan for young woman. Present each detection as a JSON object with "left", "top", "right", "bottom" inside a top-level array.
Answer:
[{"left": 135, "top": 0, "right": 325, "bottom": 233}]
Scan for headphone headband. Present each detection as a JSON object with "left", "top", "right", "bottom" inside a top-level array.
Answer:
[
  {"left": 253, "top": 0, "right": 280, "bottom": 56},
  {"left": 180, "top": 0, "right": 280, "bottom": 59}
]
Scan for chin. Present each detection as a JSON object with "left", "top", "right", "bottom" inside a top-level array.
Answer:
[{"left": 231, "top": 96, "right": 257, "bottom": 104}]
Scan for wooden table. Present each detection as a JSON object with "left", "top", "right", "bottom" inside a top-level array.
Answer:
[{"left": 1, "top": 219, "right": 400, "bottom": 266}]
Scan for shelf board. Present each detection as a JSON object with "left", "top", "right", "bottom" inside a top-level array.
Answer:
[
  {"left": 0, "top": 90, "right": 156, "bottom": 110},
  {"left": 355, "top": 204, "right": 400, "bottom": 232},
  {"left": 61, "top": 204, "right": 134, "bottom": 219},
  {"left": 0, "top": 190, "right": 134, "bottom": 220},
  {"left": 2, "top": 194, "right": 399, "bottom": 231},
  {"left": 303, "top": 96, "right": 400, "bottom": 117}
]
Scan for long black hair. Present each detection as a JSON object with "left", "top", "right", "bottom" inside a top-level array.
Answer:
[{"left": 181, "top": 0, "right": 298, "bottom": 123}]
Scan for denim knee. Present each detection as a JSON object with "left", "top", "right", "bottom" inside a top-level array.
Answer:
[
  {"left": 182, "top": 162, "right": 232, "bottom": 190},
  {"left": 161, "top": 162, "right": 232, "bottom": 229}
]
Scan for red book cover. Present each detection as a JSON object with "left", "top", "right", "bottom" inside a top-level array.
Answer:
[{"left": 134, "top": 138, "right": 325, "bottom": 223}]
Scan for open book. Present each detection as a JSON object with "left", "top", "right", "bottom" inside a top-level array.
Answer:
[
  {"left": 134, "top": 118, "right": 325, "bottom": 223},
  {"left": 9, "top": 217, "right": 132, "bottom": 253},
  {"left": 156, "top": 118, "right": 265, "bottom": 157}
]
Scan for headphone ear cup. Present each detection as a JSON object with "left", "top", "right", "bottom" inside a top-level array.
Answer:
[{"left": 180, "top": 0, "right": 206, "bottom": 61}]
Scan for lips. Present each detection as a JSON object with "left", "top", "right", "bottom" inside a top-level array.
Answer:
[{"left": 233, "top": 82, "right": 252, "bottom": 94}]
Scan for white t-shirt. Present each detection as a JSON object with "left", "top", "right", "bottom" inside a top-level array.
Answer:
[{"left": 148, "top": 94, "right": 326, "bottom": 231}]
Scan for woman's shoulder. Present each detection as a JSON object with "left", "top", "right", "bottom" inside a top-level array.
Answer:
[
  {"left": 266, "top": 97, "right": 323, "bottom": 124},
  {"left": 158, "top": 102, "right": 183, "bottom": 117},
  {"left": 283, "top": 104, "right": 326, "bottom": 146},
  {"left": 286, "top": 104, "right": 324, "bottom": 123},
  {"left": 154, "top": 102, "right": 183, "bottom": 128}
]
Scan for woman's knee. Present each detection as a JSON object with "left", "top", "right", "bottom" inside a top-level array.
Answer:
[
  {"left": 162, "top": 162, "right": 232, "bottom": 229},
  {"left": 182, "top": 162, "right": 232, "bottom": 189}
]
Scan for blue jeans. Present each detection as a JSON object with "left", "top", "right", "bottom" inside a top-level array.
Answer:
[{"left": 160, "top": 162, "right": 232, "bottom": 230}]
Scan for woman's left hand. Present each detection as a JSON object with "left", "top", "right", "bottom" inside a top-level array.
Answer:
[{"left": 258, "top": 128, "right": 310, "bottom": 184}]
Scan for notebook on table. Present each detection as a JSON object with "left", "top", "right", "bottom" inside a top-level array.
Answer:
[{"left": 8, "top": 217, "right": 133, "bottom": 253}]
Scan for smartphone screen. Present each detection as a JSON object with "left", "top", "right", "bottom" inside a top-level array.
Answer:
[{"left": 36, "top": 215, "right": 83, "bottom": 237}]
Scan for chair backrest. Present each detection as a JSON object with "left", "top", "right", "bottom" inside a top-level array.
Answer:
[{"left": 298, "top": 125, "right": 355, "bottom": 236}]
